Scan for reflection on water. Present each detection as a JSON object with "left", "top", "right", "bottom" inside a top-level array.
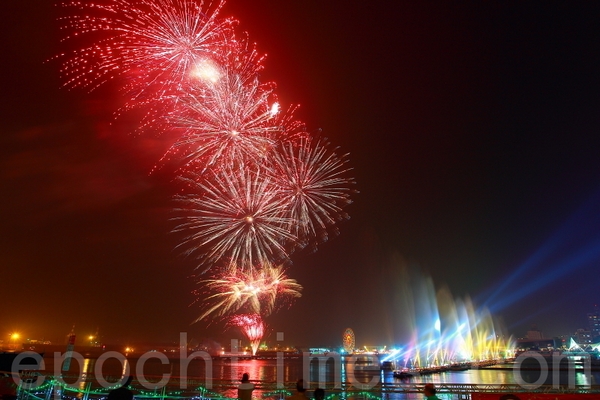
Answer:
[
  {"left": 42, "top": 355, "right": 600, "bottom": 396},
  {"left": 75, "top": 358, "right": 93, "bottom": 398},
  {"left": 122, "top": 358, "right": 130, "bottom": 380},
  {"left": 387, "top": 367, "right": 600, "bottom": 387}
]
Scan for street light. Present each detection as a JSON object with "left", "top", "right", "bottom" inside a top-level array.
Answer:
[{"left": 8, "top": 333, "right": 20, "bottom": 349}]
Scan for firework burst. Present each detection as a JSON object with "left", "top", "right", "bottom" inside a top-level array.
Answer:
[
  {"left": 169, "top": 75, "right": 281, "bottom": 168},
  {"left": 269, "top": 137, "right": 355, "bottom": 247},
  {"left": 166, "top": 34, "right": 305, "bottom": 169},
  {"left": 173, "top": 165, "right": 297, "bottom": 270},
  {"left": 229, "top": 313, "right": 265, "bottom": 356},
  {"left": 55, "top": 0, "right": 356, "bottom": 327},
  {"left": 194, "top": 263, "right": 302, "bottom": 322},
  {"left": 56, "top": 0, "right": 234, "bottom": 128}
]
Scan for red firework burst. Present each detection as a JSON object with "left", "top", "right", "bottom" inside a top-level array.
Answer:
[
  {"left": 56, "top": 0, "right": 234, "bottom": 129},
  {"left": 165, "top": 36, "right": 305, "bottom": 169}
]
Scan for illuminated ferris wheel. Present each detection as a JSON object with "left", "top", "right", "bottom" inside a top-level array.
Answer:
[{"left": 342, "top": 328, "right": 355, "bottom": 353}]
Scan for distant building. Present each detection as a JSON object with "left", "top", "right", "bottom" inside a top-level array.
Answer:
[
  {"left": 587, "top": 305, "right": 600, "bottom": 341},
  {"left": 516, "top": 324, "right": 555, "bottom": 350},
  {"left": 526, "top": 324, "right": 544, "bottom": 340},
  {"left": 574, "top": 328, "right": 593, "bottom": 345}
]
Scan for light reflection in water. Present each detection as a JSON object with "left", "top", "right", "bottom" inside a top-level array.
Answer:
[
  {"left": 76, "top": 358, "right": 94, "bottom": 399},
  {"left": 122, "top": 358, "right": 130, "bottom": 380}
]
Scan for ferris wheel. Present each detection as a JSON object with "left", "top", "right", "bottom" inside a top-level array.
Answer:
[{"left": 342, "top": 328, "right": 355, "bottom": 353}]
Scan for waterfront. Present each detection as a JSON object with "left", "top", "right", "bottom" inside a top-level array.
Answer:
[{"left": 9, "top": 354, "right": 599, "bottom": 399}]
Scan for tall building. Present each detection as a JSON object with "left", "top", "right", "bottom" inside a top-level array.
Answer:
[
  {"left": 516, "top": 324, "right": 555, "bottom": 350},
  {"left": 587, "top": 305, "right": 600, "bottom": 341},
  {"left": 526, "top": 324, "right": 544, "bottom": 340},
  {"left": 575, "top": 328, "right": 593, "bottom": 345}
]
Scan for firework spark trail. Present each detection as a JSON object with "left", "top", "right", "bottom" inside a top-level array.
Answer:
[
  {"left": 194, "top": 263, "right": 302, "bottom": 322},
  {"left": 229, "top": 313, "right": 265, "bottom": 355},
  {"left": 268, "top": 137, "right": 355, "bottom": 247},
  {"left": 173, "top": 165, "right": 297, "bottom": 270}
]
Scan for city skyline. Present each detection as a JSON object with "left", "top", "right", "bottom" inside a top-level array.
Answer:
[{"left": 3, "top": 303, "right": 598, "bottom": 348}]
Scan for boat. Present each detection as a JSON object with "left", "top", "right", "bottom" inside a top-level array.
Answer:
[
  {"left": 217, "top": 351, "right": 253, "bottom": 360},
  {"left": 393, "top": 369, "right": 416, "bottom": 379},
  {"left": 380, "top": 361, "right": 395, "bottom": 370},
  {"left": 419, "top": 367, "right": 443, "bottom": 375},
  {"left": 353, "top": 355, "right": 380, "bottom": 371},
  {"left": 254, "top": 350, "right": 301, "bottom": 359},
  {"left": 0, "top": 352, "right": 43, "bottom": 373},
  {"left": 449, "top": 362, "right": 471, "bottom": 371}
]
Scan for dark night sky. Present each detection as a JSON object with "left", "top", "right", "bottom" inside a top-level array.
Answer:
[{"left": 2, "top": 1, "right": 600, "bottom": 347}]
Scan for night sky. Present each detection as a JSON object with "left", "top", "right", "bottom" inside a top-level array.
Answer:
[{"left": 2, "top": 1, "right": 600, "bottom": 348}]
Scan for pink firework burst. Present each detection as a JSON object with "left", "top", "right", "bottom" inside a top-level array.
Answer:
[{"left": 229, "top": 313, "right": 265, "bottom": 356}]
